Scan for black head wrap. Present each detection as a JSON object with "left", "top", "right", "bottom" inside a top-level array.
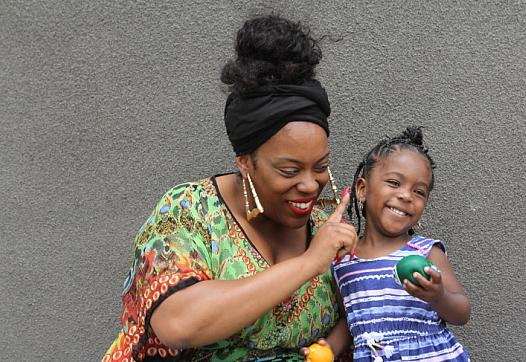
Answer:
[{"left": 224, "top": 80, "right": 331, "bottom": 155}]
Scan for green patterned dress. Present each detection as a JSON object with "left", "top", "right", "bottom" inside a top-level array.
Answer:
[{"left": 104, "top": 176, "right": 341, "bottom": 362}]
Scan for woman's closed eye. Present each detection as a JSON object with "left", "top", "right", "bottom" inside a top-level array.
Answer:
[
  {"left": 315, "top": 164, "right": 329, "bottom": 173},
  {"left": 278, "top": 168, "right": 300, "bottom": 177}
]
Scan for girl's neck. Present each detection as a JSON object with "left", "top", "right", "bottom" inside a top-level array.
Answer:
[{"left": 357, "top": 229, "right": 412, "bottom": 259}]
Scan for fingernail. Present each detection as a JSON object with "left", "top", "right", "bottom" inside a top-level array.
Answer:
[
  {"left": 334, "top": 256, "right": 343, "bottom": 264},
  {"left": 342, "top": 186, "right": 350, "bottom": 198}
]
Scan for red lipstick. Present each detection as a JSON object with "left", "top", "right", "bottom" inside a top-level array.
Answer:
[{"left": 286, "top": 197, "right": 316, "bottom": 215}]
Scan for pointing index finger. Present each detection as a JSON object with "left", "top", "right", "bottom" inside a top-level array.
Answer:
[{"left": 327, "top": 187, "right": 350, "bottom": 223}]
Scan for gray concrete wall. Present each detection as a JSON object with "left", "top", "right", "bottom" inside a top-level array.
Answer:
[{"left": 1, "top": 1, "right": 524, "bottom": 360}]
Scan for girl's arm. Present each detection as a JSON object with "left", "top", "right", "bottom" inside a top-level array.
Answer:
[
  {"left": 301, "top": 319, "right": 351, "bottom": 360},
  {"left": 325, "top": 318, "right": 353, "bottom": 357},
  {"left": 406, "top": 245, "right": 471, "bottom": 325}
]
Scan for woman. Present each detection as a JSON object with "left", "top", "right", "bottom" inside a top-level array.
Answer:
[{"left": 104, "top": 15, "right": 356, "bottom": 361}]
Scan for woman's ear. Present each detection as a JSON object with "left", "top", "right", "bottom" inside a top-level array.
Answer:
[
  {"left": 235, "top": 155, "right": 251, "bottom": 177},
  {"left": 355, "top": 177, "right": 367, "bottom": 203}
]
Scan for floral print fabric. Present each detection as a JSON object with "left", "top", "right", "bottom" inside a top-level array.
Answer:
[{"left": 103, "top": 177, "right": 340, "bottom": 361}]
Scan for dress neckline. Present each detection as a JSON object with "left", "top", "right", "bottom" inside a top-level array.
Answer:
[
  {"left": 350, "top": 235, "right": 420, "bottom": 262},
  {"left": 210, "top": 174, "right": 312, "bottom": 267}
]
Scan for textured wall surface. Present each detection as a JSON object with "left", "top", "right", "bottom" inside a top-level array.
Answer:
[{"left": 1, "top": 1, "right": 525, "bottom": 360}]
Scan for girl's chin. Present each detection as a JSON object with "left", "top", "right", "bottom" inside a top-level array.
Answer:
[{"left": 377, "top": 225, "right": 412, "bottom": 238}]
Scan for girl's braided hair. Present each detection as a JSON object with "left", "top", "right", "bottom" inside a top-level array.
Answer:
[{"left": 349, "top": 126, "right": 436, "bottom": 235}]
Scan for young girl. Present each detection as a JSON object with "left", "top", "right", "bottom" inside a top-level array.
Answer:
[{"left": 331, "top": 127, "right": 471, "bottom": 361}]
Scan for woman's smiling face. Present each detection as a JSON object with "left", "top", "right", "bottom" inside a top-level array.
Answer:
[
  {"left": 357, "top": 148, "right": 432, "bottom": 237},
  {"left": 238, "top": 121, "right": 330, "bottom": 229}
]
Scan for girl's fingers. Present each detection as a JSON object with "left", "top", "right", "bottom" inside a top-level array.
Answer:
[
  {"left": 424, "top": 267, "right": 442, "bottom": 283},
  {"left": 403, "top": 279, "right": 421, "bottom": 294}
]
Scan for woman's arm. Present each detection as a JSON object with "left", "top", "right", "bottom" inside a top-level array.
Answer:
[
  {"left": 407, "top": 245, "right": 471, "bottom": 325},
  {"left": 152, "top": 193, "right": 357, "bottom": 348},
  {"left": 151, "top": 255, "right": 317, "bottom": 348}
]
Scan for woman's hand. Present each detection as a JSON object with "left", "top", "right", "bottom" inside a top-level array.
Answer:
[
  {"left": 403, "top": 266, "right": 444, "bottom": 302},
  {"left": 304, "top": 191, "right": 358, "bottom": 276}
]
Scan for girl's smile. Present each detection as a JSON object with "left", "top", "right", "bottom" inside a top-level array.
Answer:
[{"left": 387, "top": 205, "right": 411, "bottom": 217}]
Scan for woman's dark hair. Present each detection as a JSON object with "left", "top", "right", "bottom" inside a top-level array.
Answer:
[
  {"left": 349, "top": 126, "right": 436, "bottom": 235},
  {"left": 221, "top": 15, "right": 322, "bottom": 94}
]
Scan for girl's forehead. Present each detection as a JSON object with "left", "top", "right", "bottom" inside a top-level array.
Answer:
[{"left": 373, "top": 149, "right": 431, "bottom": 175}]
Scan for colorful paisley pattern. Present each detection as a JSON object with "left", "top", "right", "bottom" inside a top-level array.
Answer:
[{"left": 103, "top": 177, "right": 341, "bottom": 361}]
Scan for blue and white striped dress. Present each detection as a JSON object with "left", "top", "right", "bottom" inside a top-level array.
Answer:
[{"left": 333, "top": 236, "right": 469, "bottom": 361}]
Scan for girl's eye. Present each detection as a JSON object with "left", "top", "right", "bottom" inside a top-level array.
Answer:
[
  {"left": 386, "top": 179, "right": 400, "bottom": 186},
  {"left": 415, "top": 189, "right": 427, "bottom": 198}
]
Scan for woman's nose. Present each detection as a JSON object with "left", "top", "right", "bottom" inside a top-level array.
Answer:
[{"left": 296, "top": 173, "right": 319, "bottom": 194}]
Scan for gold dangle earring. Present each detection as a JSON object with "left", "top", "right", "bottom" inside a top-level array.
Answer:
[
  {"left": 243, "top": 173, "right": 264, "bottom": 221},
  {"left": 328, "top": 167, "right": 340, "bottom": 205},
  {"left": 316, "top": 167, "right": 341, "bottom": 208}
]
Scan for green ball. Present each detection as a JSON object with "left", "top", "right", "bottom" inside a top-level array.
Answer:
[{"left": 393, "top": 255, "right": 439, "bottom": 286}]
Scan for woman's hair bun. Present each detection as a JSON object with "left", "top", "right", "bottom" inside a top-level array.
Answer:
[{"left": 221, "top": 15, "right": 321, "bottom": 94}]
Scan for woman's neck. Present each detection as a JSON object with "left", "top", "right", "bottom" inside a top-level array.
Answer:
[{"left": 214, "top": 173, "right": 308, "bottom": 264}]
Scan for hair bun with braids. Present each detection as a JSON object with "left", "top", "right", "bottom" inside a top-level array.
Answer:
[{"left": 400, "top": 126, "right": 424, "bottom": 146}]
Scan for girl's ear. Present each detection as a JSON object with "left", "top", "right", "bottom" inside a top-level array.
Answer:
[
  {"left": 235, "top": 155, "right": 251, "bottom": 177},
  {"left": 355, "top": 177, "right": 367, "bottom": 203}
]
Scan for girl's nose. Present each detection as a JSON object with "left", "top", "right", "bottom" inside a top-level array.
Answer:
[{"left": 397, "top": 188, "right": 412, "bottom": 201}]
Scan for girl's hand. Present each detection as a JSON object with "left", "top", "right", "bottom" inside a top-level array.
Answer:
[
  {"left": 301, "top": 339, "right": 334, "bottom": 362},
  {"left": 403, "top": 266, "right": 445, "bottom": 302},
  {"left": 303, "top": 191, "right": 358, "bottom": 276}
]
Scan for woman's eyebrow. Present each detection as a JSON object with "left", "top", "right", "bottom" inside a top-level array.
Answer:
[{"left": 275, "top": 153, "right": 330, "bottom": 165}]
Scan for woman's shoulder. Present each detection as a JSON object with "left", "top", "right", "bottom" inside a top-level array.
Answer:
[
  {"left": 164, "top": 177, "right": 217, "bottom": 199},
  {"left": 146, "top": 177, "right": 222, "bottom": 226}
]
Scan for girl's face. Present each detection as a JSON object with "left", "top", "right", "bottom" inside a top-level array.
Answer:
[
  {"left": 237, "top": 122, "right": 330, "bottom": 229},
  {"left": 357, "top": 148, "right": 432, "bottom": 238}
]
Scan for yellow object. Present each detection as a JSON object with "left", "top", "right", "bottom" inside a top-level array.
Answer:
[{"left": 306, "top": 343, "right": 334, "bottom": 362}]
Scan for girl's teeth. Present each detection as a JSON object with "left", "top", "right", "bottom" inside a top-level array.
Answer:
[{"left": 389, "top": 207, "right": 407, "bottom": 216}]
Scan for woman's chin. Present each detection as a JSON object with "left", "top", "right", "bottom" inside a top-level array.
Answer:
[{"left": 285, "top": 214, "right": 312, "bottom": 229}]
